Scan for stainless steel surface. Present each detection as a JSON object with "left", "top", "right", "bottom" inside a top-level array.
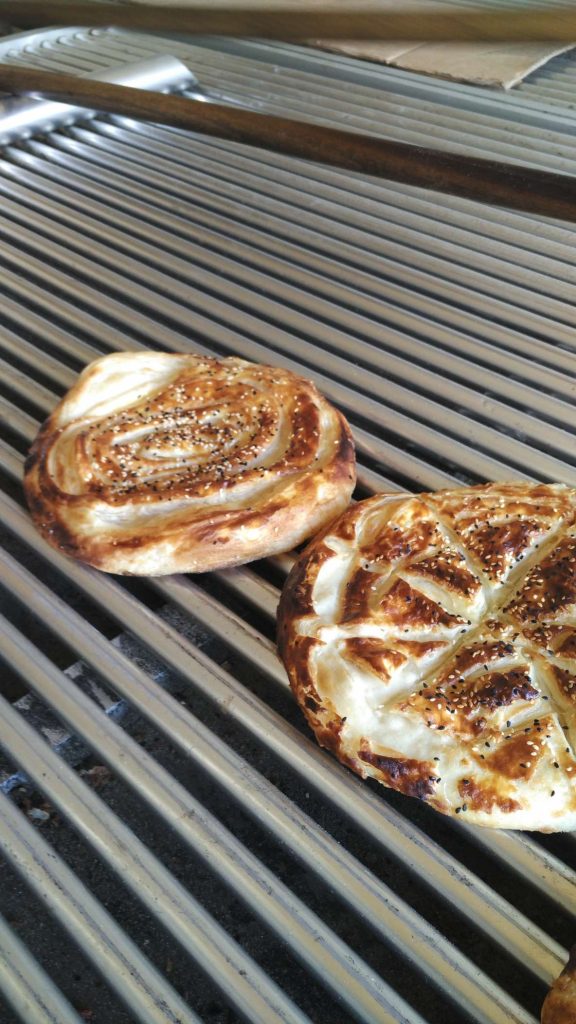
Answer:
[
  {"left": 0, "top": 912, "right": 82, "bottom": 1024},
  {"left": 0, "top": 55, "right": 194, "bottom": 144},
  {"left": 0, "top": 24, "right": 574, "bottom": 1024},
  {"left": 0, "top": 777, "right": 203, "bottom": 1024}
]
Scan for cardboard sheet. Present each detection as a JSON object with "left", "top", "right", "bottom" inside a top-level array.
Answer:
[{"left": 308, "top": 39, "right": 576, "bottom": 89}]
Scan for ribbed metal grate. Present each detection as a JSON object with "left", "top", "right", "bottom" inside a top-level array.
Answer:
[{"left": 0, "top": 25, "right": 574, "bottom": 1024}]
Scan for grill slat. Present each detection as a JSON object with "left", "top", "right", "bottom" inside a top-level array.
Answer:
[
  {"left": 190, "top": 70, "right": 576, "bottom": 162},
  {"left": 0, "top": 397, "right": 38, "bottom": 443},
  {"left": 0, "top": 780, "right": 202, "bottom": 1024},
  {"left": 462, "top": 827, "right": 576, "bottom": 913},
  {"left": 23, "top": 127, "right": 574, "bottom": 337},
  {"left": 13, "top": 133, "right": 576, "bottom": 374},
  {"left": 183, "top": 35, "right": 576, "bottom": 135},
  {"left": 3, "top": 168, "right": 575, "bottom": 448},
  {"left": 0, "top": 252, "right": 519, "bottom": 487},
  {"left": 0, "top": 545, "right": 532, "bottom": 1024},
  {"left": 15, "top": 132, "right": 576, "bottom": 383},
  {"left": 14, "top": 28, "right": 576, "bottom": 168},
  {"left": 0, "top": 191, "right": 544, "bottom": 482},
  {"left": 0, "top": 285, "right": 112, "bottom": 366},
  {"left": 14, "top": 130, "right": 573, "bottom": 366},
  {"left": 54, "top": 126, "right": 576, "bottom": 323},
  {"left": 0, "top": 610, "right": 396, "bottom": 1024},
  {"left": 0, "top": 356, "right": 55, "bottom": 414},
  {"left": 0, "top": 26, "right": 574, "bottom": 1024},
  {"left": 0, "top": 445, "right": 565, "bottom": 1001},
  {"left": 0, "top": 332, "right": 423, "bottom": 493},
  {"left": 0, "top": 912, "right": 82, "bottom": 1024},
  {"left": 0, "top": 532, "right": 426, "bottom": 1024}
]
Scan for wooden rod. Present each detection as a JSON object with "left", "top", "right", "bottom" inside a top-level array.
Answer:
[
  {"left": 0, "top": 2, "right": 575, "bottom": 43},
  {"left": 0, "top": 63, "right": 574, "bottom": 222}
]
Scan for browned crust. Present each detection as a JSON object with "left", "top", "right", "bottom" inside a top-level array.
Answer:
[
  {"left": 280, "top": 634, "right": 346, "bottom": 759},
  {"left": 359, "top": 748, "right": 437, "bottom": 801},
  {"left": 24, "top": 353, "right": 356, "bottom": 574},
  {"left": 277, "top": 544, "right": 334, "bottom": 663},
  {"left": 278, "top": 484, "right": 576, "bottom": 830},
  {"left": 277, "top": 497, "right": 393, "bottom": 652},
  {"left": 542, "top": 945, "right": 576, "bottom": 1024}
]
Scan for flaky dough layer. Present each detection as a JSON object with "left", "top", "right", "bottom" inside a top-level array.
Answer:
[
  {"left": 25, "top": 352, "right": 355, "bottom": 575},
  {"left": 278, "top": 484, "right": 576, "bottom": 831}
]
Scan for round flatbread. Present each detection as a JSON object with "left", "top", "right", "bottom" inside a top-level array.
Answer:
[
  {"left": 542, "top": 946, "right": 576, "bottom": 1024},
  {"left": 278, "top": 484, "right": 576, "bottom": 831},
  {"left": 25, "top": 352, "right": 355, "bottom": 575}
]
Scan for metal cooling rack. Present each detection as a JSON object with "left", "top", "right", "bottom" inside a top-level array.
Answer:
[{"left": 0, "top": 24, "right": 574, "bottom": 1024}]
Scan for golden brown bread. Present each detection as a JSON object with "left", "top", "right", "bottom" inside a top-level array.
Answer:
[
  {"left": 542, "top": 946, "right": 576, "bottom": 1024},
  {"left": 278, "top": 484, "right": 576, "bottom": 830},
  {"left": 24, "top": 352, "right": 355, "bottom": 575}
]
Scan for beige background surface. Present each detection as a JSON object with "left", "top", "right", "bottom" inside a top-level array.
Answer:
[{"left": 309, "top": 38, "right": 575, "bottom": 88}]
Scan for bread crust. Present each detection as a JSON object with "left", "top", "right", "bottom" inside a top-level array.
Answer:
[
  {"left": 24, "top": 352, "right": 355, "bottom": 575},
  {"left": 278, "top": 484, "right": 576, "bottom": 831},
  {"left": 542, "top": 946, "right": 576, "bottom": 1024}
]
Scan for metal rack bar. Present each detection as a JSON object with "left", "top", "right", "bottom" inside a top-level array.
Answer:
[
  {"left": 0, "top": 913, "right": 82, "bottom": 1024},
  {"left": 0, "top": 441, "right": 565, "bottom": 994},
  {"left": 0, "top": 26, "right": 573, "bottom": 1024}
]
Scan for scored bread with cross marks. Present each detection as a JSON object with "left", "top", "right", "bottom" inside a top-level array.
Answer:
[{"left": 278, "top": 483, "right": 576, "bottom": 830}]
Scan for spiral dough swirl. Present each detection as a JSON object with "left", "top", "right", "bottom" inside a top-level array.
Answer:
[{"left": 25, "top": 352, "right": 356, "bottom": 574}]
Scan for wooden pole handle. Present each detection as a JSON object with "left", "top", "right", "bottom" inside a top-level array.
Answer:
[
  {"left": 0, "top": 2, "right": 575, "bottom": 43},
  {"left": 0, "top": 62, "right": 574, "bottom": 223}
]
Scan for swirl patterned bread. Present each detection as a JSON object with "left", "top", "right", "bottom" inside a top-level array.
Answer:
[
  {"left": 24, "top": 352, "right": 355, "bottom": 575},
  {"left": 542, "top": 946, "right": 576, "bottom": 1024},
  {"left": 278, "top": 483, "right": 576, "bottom": 831}
]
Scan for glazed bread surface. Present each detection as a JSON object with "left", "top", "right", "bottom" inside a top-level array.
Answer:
[
  {"left": 25, "top": 352, "right": 355, "bottom": 574},
  {"left": 278, "top": 483, "right": 576, "bottom": 831}
]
